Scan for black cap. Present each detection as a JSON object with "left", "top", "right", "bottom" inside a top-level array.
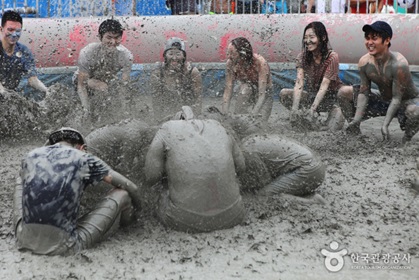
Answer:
[
  {"left": 362, "top": 21, "right": 392, "bottom": 38},
  {"left": 48, "top": 127, "right": 86, "bottom": 145}
]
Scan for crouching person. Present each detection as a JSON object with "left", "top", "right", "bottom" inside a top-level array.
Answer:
[
  {"left": 240, "top": 134, "right": 326, "bottom": 203},
  {"left": 13, "top": 127, "right": 141, "bottom": 255},
  {"left": 144, "top": 106, "right": 246, "bottom": 232}
]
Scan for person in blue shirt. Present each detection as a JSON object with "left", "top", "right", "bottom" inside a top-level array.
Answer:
[
  {"left": 13, "top": 127, "right": 142, "bottom": 255},
  {"left": 0, "top": 11, "right": 48, "bottom": 95}
]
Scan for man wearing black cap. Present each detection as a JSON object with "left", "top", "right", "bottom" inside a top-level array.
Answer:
[
  {"left": 149, "top": 37, "right": 202, "bottom": 122},
  {"left": 13, "top": 127, "right": 142, "bottom": 255},
  {"left": 75, "top": 19, "right": 133, "bottom": 126},
  {"left": 338, "top": 20, "right": 419, "bottom": 143}
]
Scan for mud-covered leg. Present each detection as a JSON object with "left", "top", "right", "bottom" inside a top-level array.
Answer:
[
  {"left": 13, "top": 176, "right": 23, "bottom": 235},
  {"left": 402, "top": 101, "right": 419, "bottom": 143},
  {"left": 279, "top": 88, "right": 294, "bottom": 110},
  {"left": 327, "top": 106, "right": 345, "bottom": 131},
  {"left": 337, "top": 85, "right": 355, "bottom": 123},
  {"left": 258, "top": 163, "right": 326, "bottom": 205},
  {"left": 76, "top": 188, "right": 134, "bottom": 250}
]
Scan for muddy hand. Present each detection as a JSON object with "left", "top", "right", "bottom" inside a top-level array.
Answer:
[
  {"left": 290, "top": 109, "right": 302, "bottom": 123},
  {"left": 381, "top": 125, "right": 390, "bottom": 141},
  {"left": 346, "top": 122, "right": 361, "bottom": 135}
]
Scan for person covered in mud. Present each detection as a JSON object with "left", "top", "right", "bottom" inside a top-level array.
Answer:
[
  {"left": 13, "top": 128, "right": 141, "bottom": 255},
  {"left": 144, "top": 106, "right": 246, "bottom": 232},
  {"left": 280, "top": 21, "right": 352, "bottom": 131},
  {"left": 222, "top": 37, "right": 273, "bottom": 123},
  {"left": 338, "top": 21, "right": 419, "bottom": 143},
  {"left": 75, "top": 19, "right": 133, "bottom": 125},
  {"left": 240, "top": 134, "right": 326, "bottom": 200},
  {"left": 0, "top": 11, "right": 48, "bottom": 96},
  {"left": 85, "top": 118, "right": 159, "bottom": 186},
  {"left": 202, "top": 106, "right": 326, "bottom": 204},
  {"left": 150, "top": 37, "right": 202, "bottom": 123}
]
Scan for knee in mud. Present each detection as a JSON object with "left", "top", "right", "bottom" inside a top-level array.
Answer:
[{"left": 108, "top": 189, "right": 132, "bottom": 210}]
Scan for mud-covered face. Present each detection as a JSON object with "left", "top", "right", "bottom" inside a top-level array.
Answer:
[
  {"left": 303, "top": 28, "right": 319, "bottom": 52},
  {"left": 226, "top": 43, "right": 240, "bottom": 63},
  {"left": 165, "top": 48, "right": 185, "bottom": 70},
  {"left": 1, "top": 21, "right": 22, "bottom": 46},
  {"left": 364, "top": 32, "right": 389, "bottom": 56},
  {"left": 101, "top": 31, "right": 122, "bottom": 49}
]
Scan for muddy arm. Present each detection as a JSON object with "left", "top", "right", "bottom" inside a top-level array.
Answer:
[
  {"left": 28, "top": 76, "right": 48, "bottom": 93},
  {"left": 231, "top": 136, "right": 246, "bottom": 174},
  {"left": 310, "top": 77, "right": 331, "bottom": 113},
  {"left": 191, "top": 67, "right": 203, "bottom": 116},
  {"left": 144, "top": 130, "right": 166, "bottom": 187},
  {"left": 77, "top": 71, "right": 91, "bottom": 112},
  {"left": 252, "top": 59, "right": 269, "bottom": 115},
  {"left": 13, "top": 176, "right": 23, "bottom": 232},
  {"left": 291, "top": 68, "right": 305, "bottom": 111},
  {"left": 222, "top": 61, "right": 234, "bottom": 115},
  {"left": 104, "top": 170, "right": 142, "bottom": 208}
]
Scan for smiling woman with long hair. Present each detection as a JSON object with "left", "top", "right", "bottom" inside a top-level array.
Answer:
[{"left": 279, "top": 21, "right": 352, "bottom": 131}]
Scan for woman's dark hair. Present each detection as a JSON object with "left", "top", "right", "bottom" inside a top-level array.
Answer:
[
  {"left": 231, "top": 37, "right": 254, "bottom": 66},
  {"left": 301, "top": 21, "right": 331, "bottom": 67},
  {"left": 98, "top": 19, "right": 123, "bottom": 40}
]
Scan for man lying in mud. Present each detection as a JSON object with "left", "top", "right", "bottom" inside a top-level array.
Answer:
[
  {"left": 240, "top": 134, "right": 326, "bottom": 201},
  {"left": 203, "top": 106, "right": 327, "bottom": 205},
  {"left": 144, "top": 106, "right": 247, "bottom": 232},
  {"left": 13, "top": 128, "right": 141, "bottom": 255}
]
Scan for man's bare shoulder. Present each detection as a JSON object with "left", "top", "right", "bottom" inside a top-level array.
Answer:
[
  {"left": 358, "top": 53, "right": 371, "bottom": 67},
  {"left": 225, "top": 59, "right": 233, "bottom": 68},
  {"left": 254, "top": 53, "right": 268, "bottom": 65},
  {"left": 80, "top": 42, "right": 101, "bottom": 54},
  {"left": 391, "top": 51, "right": 409, "bottom": 66}
]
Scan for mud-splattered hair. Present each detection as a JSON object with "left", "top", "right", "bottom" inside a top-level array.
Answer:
[
  {"left": 301, "top": 21, "right": 332, "bottom": 67},
  {"left": 231, "top": 37, "right": 254, "bottom": 66},
  {"left": 1, "top": 10, "right": 23, "bottom": 27},
  {"left": 98, "top": 19, "right": 123, "bottom": 40}
]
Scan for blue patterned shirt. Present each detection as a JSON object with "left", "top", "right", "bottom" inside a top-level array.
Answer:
[
  {"left": 20, "top": 144, "right": 110, "bottom": 237},
  {"left": 0, "top": 42, "right": 37, "bottom": 90}
]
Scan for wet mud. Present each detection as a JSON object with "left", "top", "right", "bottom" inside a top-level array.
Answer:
[{"left": 1, "top": 93, "right": 418, "bottom": 279}]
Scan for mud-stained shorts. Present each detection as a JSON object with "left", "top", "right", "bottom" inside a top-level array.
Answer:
[
  {"left": 352, "top": 85, "right": 419, "bottom": 131},
  {"left": 15, "top": 190, "right": 132, "bottom": 256},
  {"left": 157, "top": 190, "right": 246, "bottom": 233}
]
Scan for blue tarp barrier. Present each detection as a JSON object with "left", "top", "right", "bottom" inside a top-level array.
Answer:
[{"left": 19, "top": 67, "right": 419, "bottom": 101}]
